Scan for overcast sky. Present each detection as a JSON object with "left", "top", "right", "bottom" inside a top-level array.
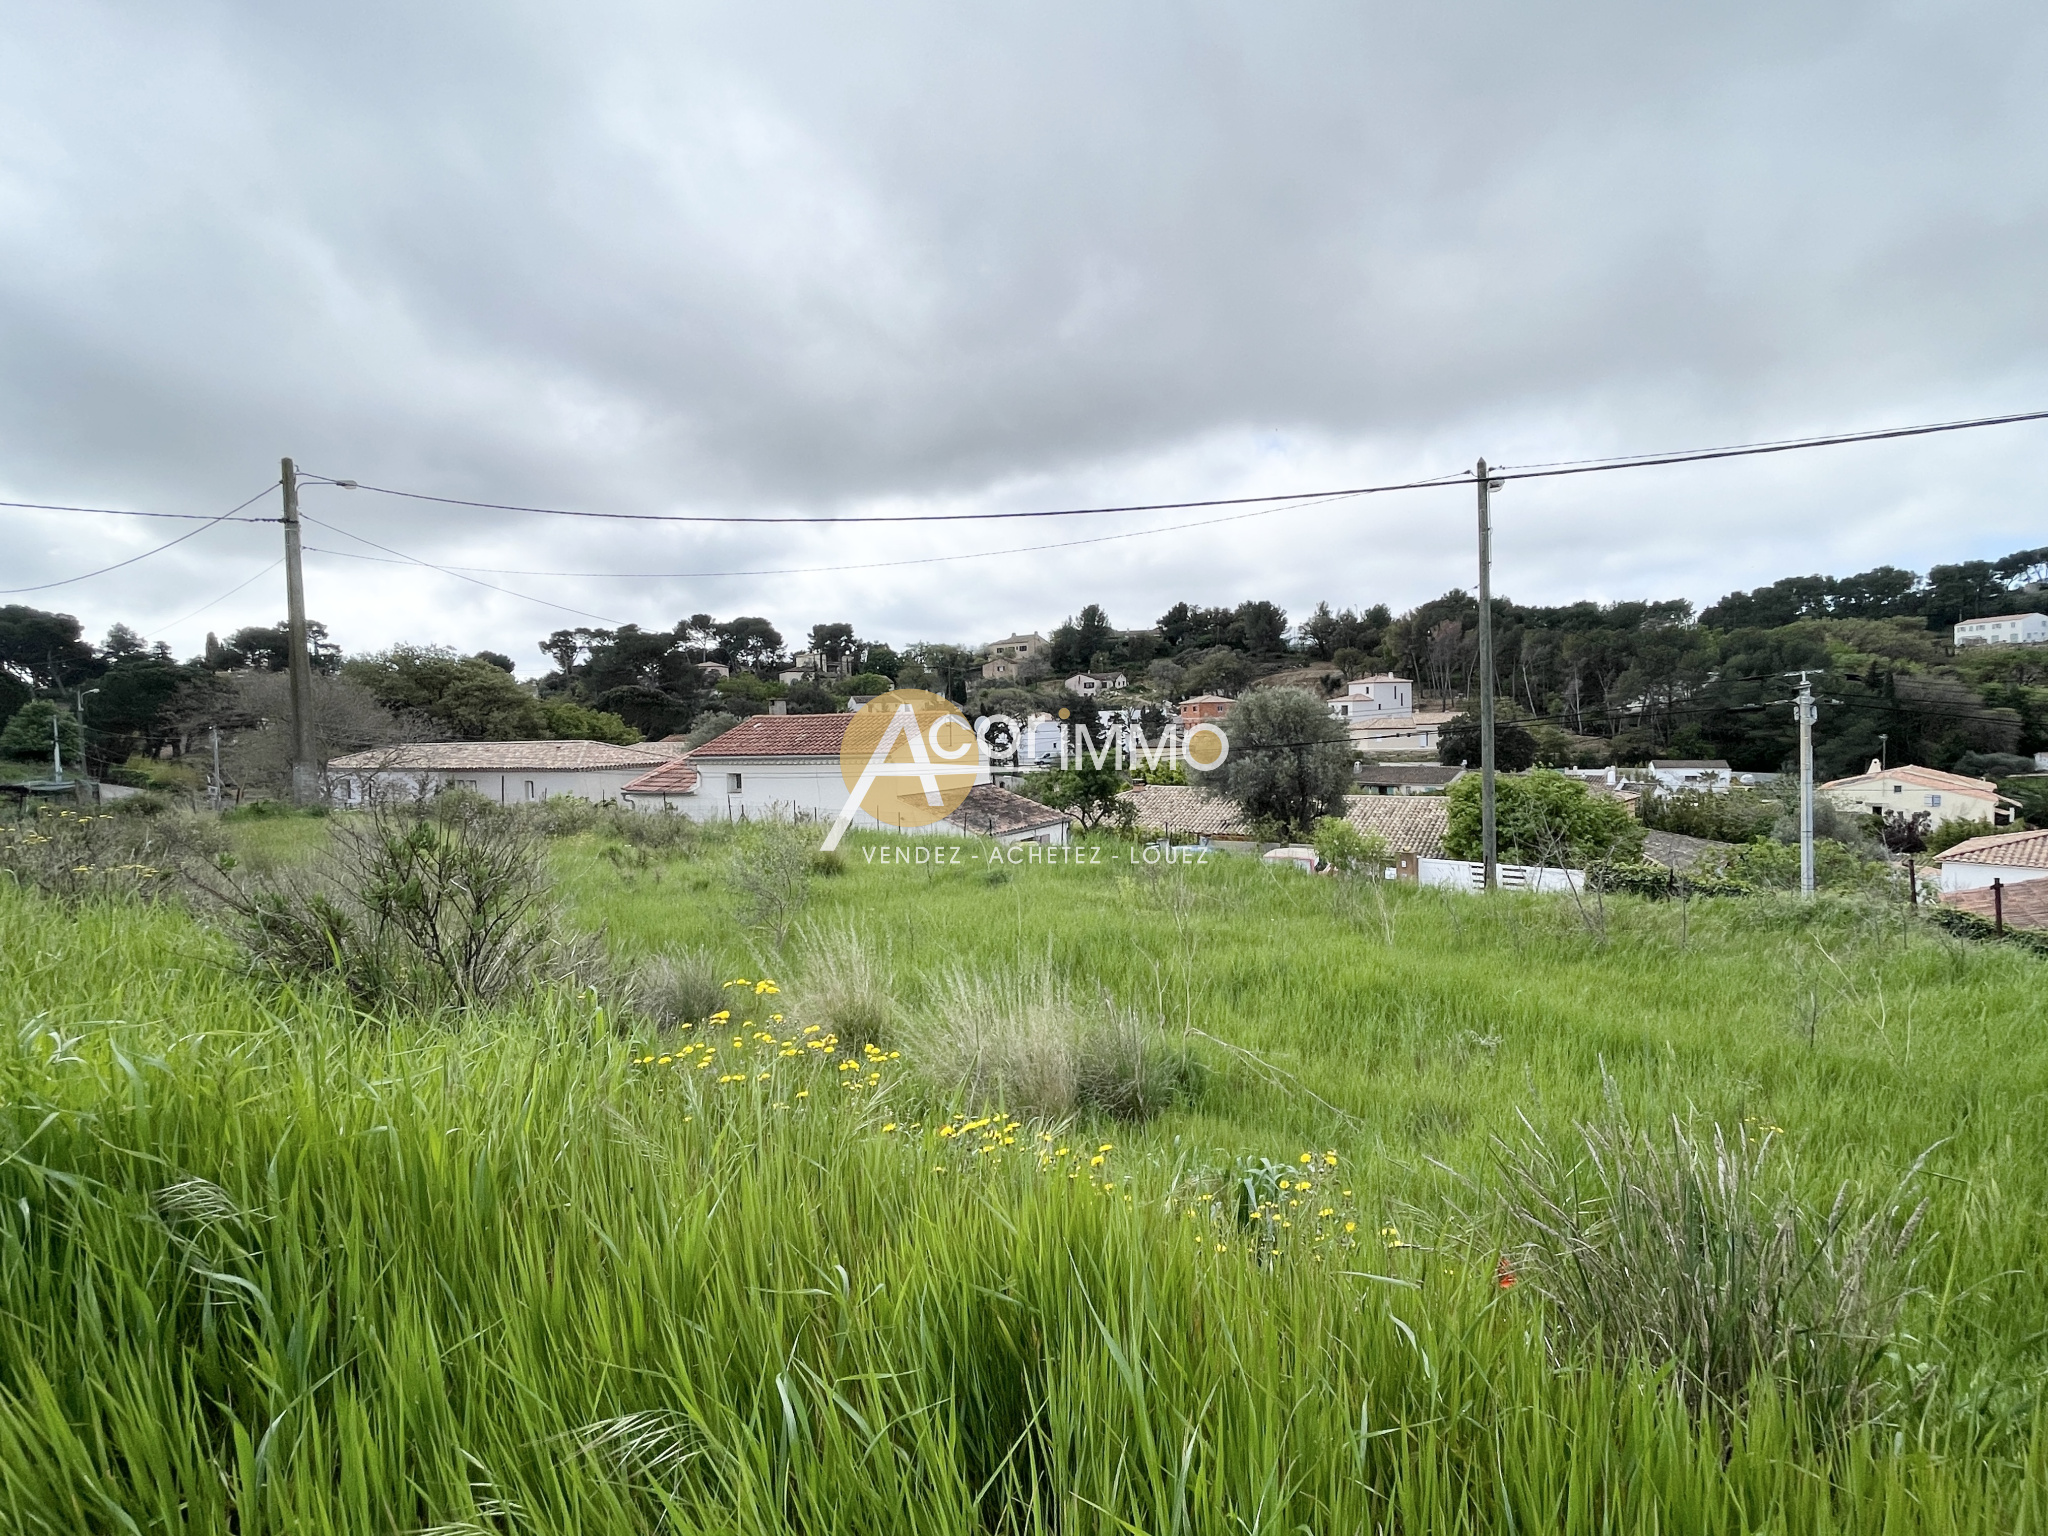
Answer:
[{"left": 4, "top": 1, "right": 2045, "bottom": 673}]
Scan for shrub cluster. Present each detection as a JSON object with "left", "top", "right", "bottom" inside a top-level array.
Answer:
[
  {"left": 1485, "top": 1104, "right": 1929, "bottom": 1427},
  {"left": 897, "top": 969, "right": 1198, "bottom": 1122},
  {"left": 0, "top": 803, "right": 223, "bottom": 903},
  {"left": 1585, "top": 859, "right": 1755, "bottom": 899},
  {"left": 193, "top": 796, "right": 588, "bottom": 1014},
  {"left": 1638, "top": 785, "right": 1780, "bottom": 843}
]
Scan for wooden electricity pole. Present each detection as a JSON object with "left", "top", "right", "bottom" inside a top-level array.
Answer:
[
  {"left": 281, "top": 458, "right": 320, "bottom": 805},
  {"left": 1476, "top": 459, "right": 1498, "bottom": 891}
]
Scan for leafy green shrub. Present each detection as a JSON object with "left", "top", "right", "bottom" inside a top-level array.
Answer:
[
  {"left": 1445, "top": 770, "right": 1645, "bottom": 864},
  {"left": 1488, "top": 1104, "right": 1929, "bottom": 1426},
  {"left": 1585, "top": 859, "right": 1754, "bottom": 898},
  {"left": 0, "top": 700, "right": 80, "bottom": 762},
  {"left": 1639, "top": 786, "right": 1780, "bottom": 843},
  {"left": 1699, "top": 837, "right": 1889, "bottom": 892},
  {"left": 1311, "top": 815, "right": 1389, "bottom": 874},
  {"left": 1924, "top": 816, "right": 1998, "bottom": 856}
]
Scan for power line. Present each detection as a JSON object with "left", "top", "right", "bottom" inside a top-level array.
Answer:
[
  {"left": 1491, "top": 408, "right": 2048, "bottom": 485},
  {"left": 298, "top": 513, "right": 625, "bottom": 625},
  {"left": 0, "top": 498, "right": 276, "bottom": 522},
  {"left": 296, "top": 404, "right": 2048, "bottom": 528},
  {"left": 145, "top": 558, "right": 286, "bottom": 642},
  {"left": 297, "top": 469, "right": 1466, "bottom": 526},
  {"left": 0, "top": 482, "right": 279, "bottom": 595},
  {"left": 297, "top": 487, "right": 1378, "bottom": 582}
]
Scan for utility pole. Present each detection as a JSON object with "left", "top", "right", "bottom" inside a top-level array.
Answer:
[
  {"left": 281, "top": 458, "right": 320, "bottom": 805},
  {"left": 1476, "top": 458, "right": 1499, "bottom": 890},
  {"left": 51, "top": 712, "right": 63, "bottom": 783},
  {"left": 210, "top": 724, "right": 223, "bottom": 813},
  {"left": 1794, "top": 671, "right": 1817, "bottom": 896}
]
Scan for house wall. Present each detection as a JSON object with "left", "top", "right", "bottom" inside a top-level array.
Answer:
[
  {"left": 1954, "top": 614, "right": 2048, "bottom": 646},
  {"left": 652, "top": 755, "right": 992, "bottom": 827},
  {"left": 1821, "top": 777, "right": 2003, "bottom": 829},
  {"left": 1939, "top": 861, "right": 2048, "bottom": 894},
  {"left": 337, "top": 767, "right": 653, "bottom": 805},
  {"left": 1647, "top": 765, "right": 1731, "bottom": 792}
]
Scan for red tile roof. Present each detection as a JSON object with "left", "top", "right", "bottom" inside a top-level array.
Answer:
[
  {"left": 688, "top": 713, "right": 853, "bottom": 757},
  {"left": 620, "top": 758, "right": 702, "bottom": 795},
  {"left": 1943, "top": 877, "right": 2048, "bottom": 931},
  {"left": 1939, "top": 828, "right": 2048, "bottom": 870}
]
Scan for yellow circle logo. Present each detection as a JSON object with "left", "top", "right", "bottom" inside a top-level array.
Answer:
[{"left": 838, "top": 688, "right": 980, "bottom": 829}]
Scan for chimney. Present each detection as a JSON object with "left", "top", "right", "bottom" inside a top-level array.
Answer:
[{"left": 770, "top": 700, "right": 788, "bottom": 715}]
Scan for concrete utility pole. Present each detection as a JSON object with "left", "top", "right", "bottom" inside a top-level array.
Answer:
[
  {"left": 210, "top": 724, "right": 223, "bottom": 813},
  {"left": 51, "top": 712, "right": 64, "bottom": 783},
  {"left": 280, "top": 458, "right": 320, "bottom": 805},
  {"left": 1794, "top": 671, "right": 1817, "bottom": 896},
  {"left": 1476, "top": 459, "right": 1500, "bottom": 891}
]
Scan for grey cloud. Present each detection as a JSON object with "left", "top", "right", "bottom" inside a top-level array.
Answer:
[{"left": 2, "top": 1, "right": 2045, "bottom": 663}]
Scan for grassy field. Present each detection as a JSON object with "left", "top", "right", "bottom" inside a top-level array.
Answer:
[{"left": 0, "top": 815, "right": 2043, "bottom": 1532}]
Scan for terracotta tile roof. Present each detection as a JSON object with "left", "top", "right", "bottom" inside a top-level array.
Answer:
[
  {"left": 1341, "top": 796, "right": 1449, "bottom": 857},
  {"left": 1821, "top": 764, "right": 2004, "bottom": 798},
  {"left": 1943, "top": 877, "right": 2048, "bottom": 931},
  {"left": 620, "top": 758, "right": 702, "bottom": 795},
  {"left": 1938, "top": 828, "right": 2048, "bottom": 870},
  {"left": 1120, "top": 784, "right": 1249, "bottom": 837},
  {"left": 942, "top": 783, "right": 1070, "bottom": 836},
  {"left": 687, "top": 714, "right": 853, "bottom": 757},
  {"left": 327, "top": 740, "right": 669, "bottom": 772}
]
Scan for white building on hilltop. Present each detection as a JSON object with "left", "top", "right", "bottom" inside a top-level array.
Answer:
[{"left": 1954, "top": 612, "right": 2048, "bottom": 647}]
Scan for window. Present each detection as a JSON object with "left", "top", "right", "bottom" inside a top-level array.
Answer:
[
  {"left": 1891, "top": 783, "right": 1903, "bottom": 794},
  {"left": 524, "top": 781, "right": 537, "bottom": 800},
  {"left": 726, "top": 772, "right": 743, "bottom": 793},
  {"left": 1926, "top": 794, "right": 1941, "bottom": 807}
]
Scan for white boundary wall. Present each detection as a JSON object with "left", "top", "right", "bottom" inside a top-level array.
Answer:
[{"left": 1417, "top": 857, "right": 1584, "bottom": 894}]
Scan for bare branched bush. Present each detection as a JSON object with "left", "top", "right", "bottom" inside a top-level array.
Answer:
[
  {"left": 725, "top": 819, "right": 815, "bottom": 950},
  {"left": 787, "top": 921, "right": 896, "bottom": 1053},
  {"left": 1485, "top": 1098, "right": 1929, "bottom": 1427},
  {"left": 195, "top": 797, "right": 566, "bottom": 1014},
  {"left": 901, "top": 969, "right": 1196, "bottom": 1121}
]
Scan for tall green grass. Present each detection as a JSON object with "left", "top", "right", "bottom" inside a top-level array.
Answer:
[{"left": 1, "top": 831, "right": 2044, "bottom": 1531}]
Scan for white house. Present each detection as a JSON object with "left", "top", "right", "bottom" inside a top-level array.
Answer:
[
  {"left": 327, "top": 740, "right": 675, "bottom": 805},
  {"left": 1936, "top": 827, "right": 2048, "bottom": 894},
  {"left": 1064, "top": 671, "right": 1128, "bottom": 695},
  {"left": 1321, "top": 673, "right": 1450, "bottom": 756},
  {"left": 1818, "top": 762, "right": 2019, "bottom": 831},
  {"left": 639, "top": 712, "right": 994, "bottom": 827},
  {"left": 1328, "top": 675, "right": 1413, "bottom": 720},
  {"left": 1954, "top": 612, "right": 2048, "bottom": 647},
  {"left": 1644, "top": 759, "right": 1733, "bottom": 793}
]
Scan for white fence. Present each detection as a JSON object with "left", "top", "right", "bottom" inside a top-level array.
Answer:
[{"left": 1416, "top": 857, "right": 1584, "bottom": 894}]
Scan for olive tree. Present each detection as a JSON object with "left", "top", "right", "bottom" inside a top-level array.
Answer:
[{"left": 1199, "top": 687, "right": 1352, "bottom": 840}]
